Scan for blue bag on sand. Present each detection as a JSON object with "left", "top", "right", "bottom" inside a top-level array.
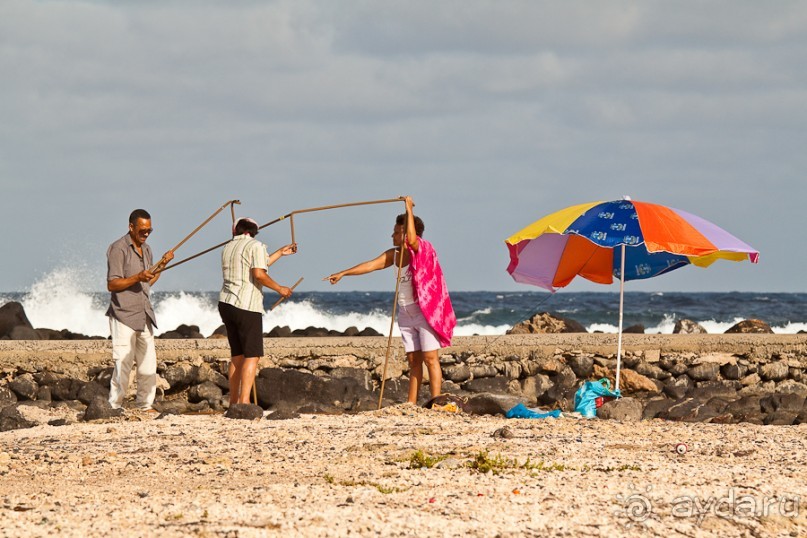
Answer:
[
  {"left": 573, "top": 378, "right": 621, "bottom": 418},
  {"left": 505, "top": 403, "right": 562, "bottom": 419}
]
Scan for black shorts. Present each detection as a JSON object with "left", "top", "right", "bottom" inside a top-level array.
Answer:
[{"left": 218, "top": 302, "right": 264, "bottom": 358}]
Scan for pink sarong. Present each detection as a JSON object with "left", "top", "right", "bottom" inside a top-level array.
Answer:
[{"left": 406, "top": 238, "right": 456, "bottom": 348}]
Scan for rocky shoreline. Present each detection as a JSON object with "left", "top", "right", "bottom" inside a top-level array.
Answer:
[{"left": 2, "top": 334, "right": 807, "bottom": 431}]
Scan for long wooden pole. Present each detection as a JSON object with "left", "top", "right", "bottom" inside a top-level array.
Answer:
[
  {"left": 269, "top": 277, "right": 304, "bottom": 311},
  {"left": 157, "top": 197, "right": 406, "bottom": 274},
  {"left": 377, "top": 240, "right": 407, "bottom": 410},
  {"left": 150, "top": 200, "right": 240, "bottom": 274}
]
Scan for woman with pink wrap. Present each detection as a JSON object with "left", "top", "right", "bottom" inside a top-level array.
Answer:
[{"left": 324, "top": 197, "right": 456, "bottom": 404}]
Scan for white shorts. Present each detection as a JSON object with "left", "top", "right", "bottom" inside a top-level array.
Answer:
[{"left": 397, "top": 303, "right": 441, "bottom": 353}]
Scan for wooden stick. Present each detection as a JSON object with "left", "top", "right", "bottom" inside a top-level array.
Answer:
[
  {"left": 290, "top": 213, "right": 296, "bottom": 245},
  {"left": 158, "top": 197, "right": 405, "bottom": 273},
  {"left": 270, "top": 277, "right": 304, "bottom": 311},
  {"left": 150, "top": 199, "right": 240, "bottom": 274},
  {"left": 377, "top": 243, "right": 407, "bottom": 410}
]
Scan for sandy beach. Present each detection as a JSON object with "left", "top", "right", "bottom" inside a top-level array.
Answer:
[{"left": 1, "top": 402, "right": 805, "bottom": 537}]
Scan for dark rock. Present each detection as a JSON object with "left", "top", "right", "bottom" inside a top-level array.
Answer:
[
  {"left": 443, "top": 364, "right": 471, "bottom": 383},
  {"left": 342, "top": 326, "right": 360, "bottom": 337},
  {"left": 721, "top": 363, "right": 747, "bottom": 380},
  {"left": 635, "top": 362, "right": 670, "bottom": 380},
  {"left": 465, "top": 393, "right": 524, "bottom": 416},
  {"left": 9, "top": 325, "right": 40, "bottom": 340},
  {"left": 658, "top": 398, "right": 704, "bottom": 421},
  {"left": 78, "top": 381, "right": 110, "bottom": 405},
  {"left": 186, "top": 401, "right": 212, "bottom": 413},
  {"left": 673, "top": 319, "right": 708, "bottom": 334},
  {"left": 597, "top": 397, "right": 643, "bottom": 421},
  {"left": 358, "top": 327, "right": 382, "bottom": 337},
  {"left": 764, "top": 410, "right": 799, "bottom": 426},
  {"left": 293, "top": 326, "right": 330, "bottom": 337},
  {"left": 35, "top": 328, "right": 94, "bottom": 340},
  {"left": 759, "top": 361, "right": 789, "bottom": 382},
  {"left": 377, "top": 378, "right": 423, "bottom": 406},
  {"left": 0, "top": 302, "right": 35, "bottom": 339},
  {"left": 667, "top": 362, "right": 690, "bottom": 376},
  {"left": 188, "top": 381, "right": 223, "bottom": 404},
  {"left": 159, "top": 324, "right": 204, "bottom": 339},
  {"left": 663, "top": 376, "right": 693, "bottom": 400},
  {"left": 48, "top": 419, "right": 69, "bottom": 427},
  {"left": 542, "top": 367, "right": 578, "bottom": 405},
  {"left": 492, "top": 426, "right": 515, "bottom": 439},
  {"left": 0, "top": 405, "right": 37, "bottom": 432},
  {"left": 163, "top": 363, "right": 197, "bottom": 391},
  {"left": 642, "top": 397, "right": 674, "bottom": 420},
  {"left": 33, "top": 371, "right": 63, "bottom": 385},
  {"left": 154, "top": 400, "right": 190, "bottom": 415},
  {"left": 266, "top": 408, "right": 301, "bottom": 420},
  {"left": 470, "top": 365, "right": 499, "bottom": 379},
  {"left": 687, "top": 363, "right": 720, "bottom": 382},
  {"left": 691, "top": 380, "right": 741, "bottom": 399},
  {"left": 0, "top": 385, "right": 18, "bottom": 408},
  {"left": 225, "top": 403, "right": 263, "bottom": 420},
  {"left": 36, "top": 386, "right": 51, "bottom": 401},
  {"left": 621, "top": 354, "right": 641, "bottom": 369},
  {"left": 521, "top": 374, "right": 553, "bottom": 405},
  {"left": 255, "top": 368, "right": 372, "bottom": 412},
  {"left": 566, "top": 355, "right": 594, "bottom": 379},
  {"left": 9, "top": 374, "right": 38, "bottom": 401},
  {"left": 266, "top": 325, "right": 292, "bottom": 338},
  {"left": 593, "top": 356, "right": 617, "bottom": 370},
  {"left": 210, "top": 324, "right": 228, "bottom": 338},
  {"left": 725, "top": 396, "right": 764, "bottom": 424},
  {"left": 724, "top": 319, "right": 774, "bottom": 334},
  {"left": 760, "top": 393, "right": 806, "bottom": 413},
  {"left": 775, "top": 380, "right": 807, "bottom": 397},
  {"left": 461, "top": 377, "right": 511, "bottom": 394},
  {"left": 82, "top": 397, "right": 123, "bottom": 421},
  {"left": 35, "top": 328, "right": 63, "bottom": 340},
  {"left": 195, "top": 364, "right": 229, "bottom": 390},
  {"left": 59, "top": 400, "right": 88, "bottom": 413},
  {"left": 329, "top": 368, "right": 372, "bottom": 391},
  {"left": 507, "top": 312, "right": 587, "bottom": 334},
  {"left": 623, "top": 324, "right": 645, "bottom": 334},
  {"left": 49, "top": 378, "right": 85, "bottom": 401}
]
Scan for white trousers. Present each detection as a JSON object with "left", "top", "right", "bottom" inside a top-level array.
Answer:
[{"left": 108, "top": 317, "right": 157, "bottom": 409}]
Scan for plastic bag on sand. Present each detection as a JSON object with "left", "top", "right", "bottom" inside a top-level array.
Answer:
[
  {"left": 573, "top": 378, "right": 621, "bottom": 418},
  {"left": 505, "top": 403, "right": 562, "bottom": 419}
]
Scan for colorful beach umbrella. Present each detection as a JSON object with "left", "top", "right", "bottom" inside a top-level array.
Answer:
[{"left": 505, "top": 197, "right": 759, "bottom": 391}]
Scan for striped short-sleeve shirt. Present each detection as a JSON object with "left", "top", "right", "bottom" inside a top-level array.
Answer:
[{"left": 219, "top": 234, "right": 269, "bottom": 313}]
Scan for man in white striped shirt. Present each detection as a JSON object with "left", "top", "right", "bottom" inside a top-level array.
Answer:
[{"left": 218, "top": 217, "right": 297, "bottom": 405}]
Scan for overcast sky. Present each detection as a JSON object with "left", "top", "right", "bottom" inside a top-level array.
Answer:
[{"left": 1, "top": 1, "right": 805, "bottom": 294}]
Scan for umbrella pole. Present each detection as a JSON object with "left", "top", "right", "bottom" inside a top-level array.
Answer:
[{"left": 615, "top": 244, "right": 625, "bottom": 393}]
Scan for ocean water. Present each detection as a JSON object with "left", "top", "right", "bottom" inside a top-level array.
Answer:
[{"left": 1, "top": 269, "right": 806, "bottom": 338}]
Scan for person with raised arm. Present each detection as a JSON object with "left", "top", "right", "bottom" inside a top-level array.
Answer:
[{"left": 324, "top": 197, "right": 456, "bottom": 404}]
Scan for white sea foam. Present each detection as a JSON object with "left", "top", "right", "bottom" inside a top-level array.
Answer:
[
  {"left": 21, "top": 268, "right": 110, "bottom": 337},
  {"left": 153, "top": 292, "right": 222, "bottom": 337},
  {"left": 266, "top": 300, "right": 395, "bottom": 335},
  {"left": 6, "top": 270, "right": 804, "bottom": 337}
]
